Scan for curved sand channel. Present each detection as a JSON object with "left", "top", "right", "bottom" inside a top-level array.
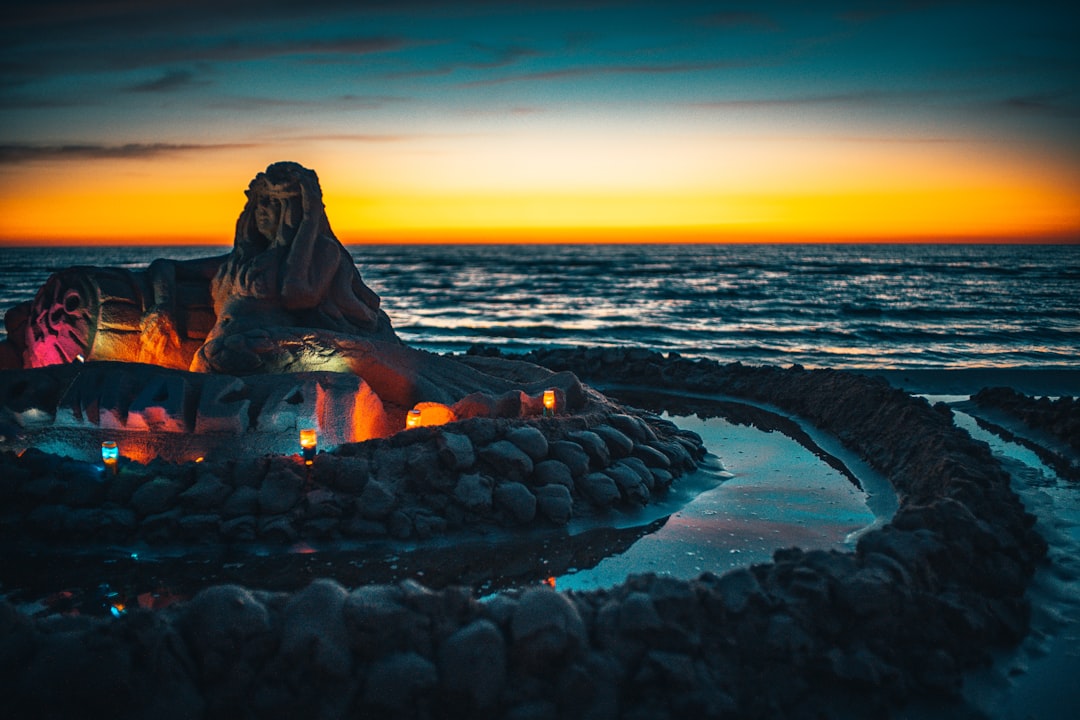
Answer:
[{"left": 557, "top": 389, "right": 898, "bottom": 591}]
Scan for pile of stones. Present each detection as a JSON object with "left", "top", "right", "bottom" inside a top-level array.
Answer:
[{"left": 0, "top": 411, "right": 703, "bottom": 547}]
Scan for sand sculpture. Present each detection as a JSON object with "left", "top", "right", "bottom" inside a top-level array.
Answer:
[{"left": 0, "top": 162, "right": 592, "bottom": 458}]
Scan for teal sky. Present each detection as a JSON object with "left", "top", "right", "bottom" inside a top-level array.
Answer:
[{"left": 2, "top": 1, "right": 1078, "bottom": 243}]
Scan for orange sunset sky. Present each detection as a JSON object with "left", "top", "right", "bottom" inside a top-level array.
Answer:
[{"left": 2, "top": 1, "right": 1078, "bottom": 245}]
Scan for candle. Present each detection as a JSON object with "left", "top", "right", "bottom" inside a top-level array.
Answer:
[
  {"left": 406, "top": 408, "right": 422, "bottom": 429},
  {"left": 101, "top": 441, "right": 119, "bottom": 474},
  {"left": 299, "top": 428, "right": 317, "bottom": 464},
  {"left": 543, "top": 389, "right": 556, "bottom": 416}
]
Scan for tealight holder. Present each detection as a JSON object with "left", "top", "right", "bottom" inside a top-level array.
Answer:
[
  {"left": 406, "top": 408, "right": 422, "bottom": 429},
  {"left": 101, "top": 440, "right": 119, "bottom": 474},
  {"left": 543, "top": 389, "right": 556, "bottom": 416},
  {"left": 300, "top": 428, "right": 317, "bottom": 464}
]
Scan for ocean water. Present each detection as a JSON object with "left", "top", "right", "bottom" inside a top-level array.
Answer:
[{"left": 1, "top": 243, "right": 1077, "bottom": 370}]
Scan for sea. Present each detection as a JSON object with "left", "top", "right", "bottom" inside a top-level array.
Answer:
[{"left": 1, "top": 243, "right": 1078, "bottom": 370}]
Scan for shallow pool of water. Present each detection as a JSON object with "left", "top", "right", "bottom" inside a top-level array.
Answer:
[{"left": 557, "top": 410, "right": 884, "bottom": 592}]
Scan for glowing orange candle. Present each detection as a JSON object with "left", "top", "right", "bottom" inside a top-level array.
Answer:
[
  {"left": 543, "top": 389, "right": 556, "bottom": 416},
  {"left": 406, "top": 408, "right": 422, "bottom": 429},
  {"left": 299, "top": 428, "right": 317, "bottom": 464}
]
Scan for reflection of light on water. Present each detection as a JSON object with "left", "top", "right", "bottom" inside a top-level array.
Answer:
[{"left": 556, "top": 413, "right": 879, "bottom": 592}]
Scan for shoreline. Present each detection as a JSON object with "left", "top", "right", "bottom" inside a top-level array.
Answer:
[{"left": 850, "top": 367, "right": 1080, "bottom": 397}]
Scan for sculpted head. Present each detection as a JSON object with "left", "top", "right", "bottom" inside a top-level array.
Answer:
[{"left": 240, "top": 162, "right": 316, "bottom": 248}]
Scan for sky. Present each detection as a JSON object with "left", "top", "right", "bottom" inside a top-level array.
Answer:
[{"left": 1, "top": 0, "right": 1078, "bottom": 245}]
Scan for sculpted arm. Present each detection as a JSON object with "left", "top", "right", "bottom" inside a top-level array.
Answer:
[{"left": 280, "top": 173, "right": 336, "bottom": 309}]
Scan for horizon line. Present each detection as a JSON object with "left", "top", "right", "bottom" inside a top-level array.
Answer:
[{"left": 2, "top": 232, "right": 1078, "bottom": 247}]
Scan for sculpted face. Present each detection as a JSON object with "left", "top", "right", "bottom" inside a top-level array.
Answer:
[{"left": 253, "top": 192, "right": 282, "bottom": 241}]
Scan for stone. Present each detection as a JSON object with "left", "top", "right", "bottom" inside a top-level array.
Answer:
[
  {"left": 178, "top": 513, "right": 220, "bottom": 542},
  {"left": 303, "top": 488, "right": 343, "bottom": 518},
  {"left": 532, "top": 459, "right": 574, "bottom": 490},
  {"left": 130, "top": 477, "right": 184, "bottom": 517},
  {"left": 258, "top": 515, "right": 297, "bottom": 543},
  {"left": 363, "top": 652, "right": 438, "bottom": 714},
  {"left": 618, "top": 456, "right": 655, "bottom": 489},
  {"left": 568, "top": 430, "right": 611, "bottom": 469},
  {"left": 439, "top": 619, "right": 507, "bottom": 710},
  {"left": 179, "top": 585, "right": 273, "bottom": 675},
  {"left": 494, "top": 481, "right": 537, "bottom": 523},
  {"left": 506, "top": 426, "right": 549, "bottom": 461},
  {"left": 715, "top": 568, "right": 764, "bottom": 614},
  {"left": 548, "top": 440, "right": 591, "bottom": 479},
  {"left": 221, "top": 514, "right": 256, "bottom": 541},
  {"left": 177, "top": 477, "right": 230, "bottom": 511},
  {"left": 581, "top": 472, "right": 620, "bottom": 507},
  {"left": 535, "top": 484, "right": 573, "bottom": 525},
  {"left": 454, "top": 473, "right": 493, "bottom": 513},
  {"left": 258, "top": 466, "right": 303, "bottom": 514},
  {"left": 511, "top": 588, "right": 587, "bottom": 670},
  {"left": 592, "top": 424, "right": 634, "bottom": 458},
  {"left": 437, "top": 431, "right": 475, "bottom": 470},
  {"left": 221, "top": 486, "right": 259, "bottom": 518},
  {"left": 607, "top": 413, "right": 651, "bottom": 442},
  {"left": 619, "top": 592, "right": 662, "bottom": 634},
  {"left": 479, "top": 440, "right": 534, "bottom": 483},
  {"left": 326, "top": 456, "right": 369, "bottom": 493},
  {"left": 633, "top": 443, "right": 672, "bottom": 469},
  {"left": 358, "top": 480, "right": 397, "bottom": 519},
  {"left": 343, "top": 586, "right": 418, "bottom": 658},
  {"left": 605, "top": 463, "right": 649, "bottom": 505},
  {"left": 281, "top": 579, "right": 352, "bottom": 679},
  {"left": 650, "top": 468, "right": 674, "bottom": 489}
]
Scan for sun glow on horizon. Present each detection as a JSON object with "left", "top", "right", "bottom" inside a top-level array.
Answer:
[{"left": 2, "top": 136, "right": 1077, "bottom": 246}]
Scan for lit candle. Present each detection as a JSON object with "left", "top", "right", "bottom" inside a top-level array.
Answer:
[
  {"left": 406, "top": 408, "right": 422, "bottom": 429},
  {"left": 101, "top": 441, "right": 119, "bottom": 474},
  {"left": 299, "top": 428, "right": 317, "bottom": 464},
  {"left": 543, "top": 389, "right": 556, "bottom": 416}
]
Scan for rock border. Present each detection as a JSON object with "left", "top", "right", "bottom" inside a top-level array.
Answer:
[
  {"left": 0, "top": 351, "right": 1048, "bottom": 719},
  {"left": 0, "top": 410, "right": 702, "bottom": 548}
]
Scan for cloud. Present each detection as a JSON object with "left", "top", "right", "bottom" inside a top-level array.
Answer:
[
  {"left": 459, "top": 60, "right": 745, "bottom": 87},
  {"left": 2, "top": 28, "right": 411, "bottom": 80},
  {"left": 688, "top": 89, "right": 957, "bottom": 112},
  {"left": 701, "top": 11, "right": 780, "bottom": 32},
  {"left": 278, "top": 133, "right": 417, "bottom": 143},
  {"left": 0, "top": 142, "right": 254, "bottom": 164},
  {"left": 382, "top": 41, "right": 540, "bottom": 79},
  {"left": 204, "top": 94, "right": 407, "bottom": 111},
  {"left": 126, "top": 69, "right": 208, "bottom": 93},
  {"left": 690, "top": 91, "right": 889, "bottom": 110},
  {"left": 1001, "top": 91, "right": 1080, "bottom": 117}
]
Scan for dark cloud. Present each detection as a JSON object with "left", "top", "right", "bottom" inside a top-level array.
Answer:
[
  {"left": 1, "top": 31, "right": 411, "bottom": 80},
  {"left": 204, "top": 94, "right": 406, "bottom": 111},
  {"left": 279, "top": 133, "right": 416, "bottom": 142},
  {"left": 0, "top": 142, "right": 254, "bottom": 164},
  {"left": 688, "top": 88, "right": 959, "bottom": 112},
  {"left": 691, "top": 91, "right": 889, "bottom": 109},
  {"left": 126, "top": 69, "right": 207, "bottom": 93},
  {"left": 383, "top": 41, "right": 540, "bottom": 79},
  {"left": 1002, "top": 91, "right": 1080, "bottom": 118},
  {"left": 460, "top": 60, "right": 745, "bottom": 87},
  {"left": 701, "top": 11, "right": 780, "bottom": 31}
]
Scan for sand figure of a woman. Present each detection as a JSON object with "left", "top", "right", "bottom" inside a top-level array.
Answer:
[
  {"left": 191, "top": 162, "right": 397, "bottom": 372},
  {"left": 191, "top": 161, "right": 585, "bottom": 421}
]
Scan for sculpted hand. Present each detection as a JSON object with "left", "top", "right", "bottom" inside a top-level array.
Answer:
[{"left": 299, "top": 171, "right": 323, "bottom": 216}]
